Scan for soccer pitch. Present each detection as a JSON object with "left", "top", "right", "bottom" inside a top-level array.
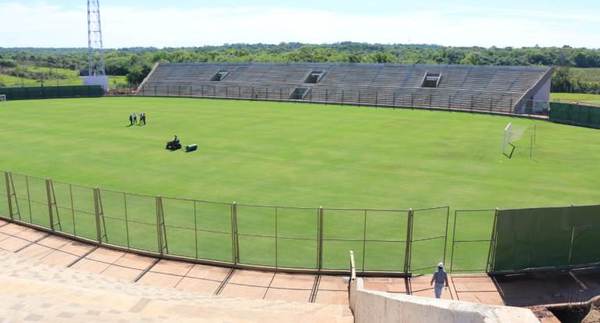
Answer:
[{"left": 0, "top": 97, "right": 599, "bottom": 272}]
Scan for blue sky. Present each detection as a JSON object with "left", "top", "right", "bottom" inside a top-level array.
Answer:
[{"left": 1, "top": 0, "right": 599, "bottom": 48}]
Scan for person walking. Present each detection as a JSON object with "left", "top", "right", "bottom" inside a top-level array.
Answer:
[
  {"left": 128, "top": 114, "right": 134, "bottom": 126},
  {"left": 132, "top": 112, "right": 138, "bottom": 125},
  {"left": 430, "top": 262, "right": 449, "bottom": 299},
  {"left": 140, "top": 112, "right": 146, "bottom": 125}
]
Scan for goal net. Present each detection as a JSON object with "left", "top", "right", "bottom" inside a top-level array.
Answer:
[{"left": 502, "top": 122, "right": 536, "bottom": 159}]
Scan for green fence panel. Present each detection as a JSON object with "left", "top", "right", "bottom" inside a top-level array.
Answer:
[
  {"left": 236, "top": 205, "right": 277, "bottom": 267},
  {"left": 450, "top": 210, "right": 495, "bottom": 273},
  {"left": 52, "top": 181, "right": 78, "bottom": 237},
  {"left": 591, "top": 108, "right": 600, "bottom": 127},
  {"left": 123, "top": 193, "right": 157, "bottom": 253},
  {"left": 162, "top": 198, "right": 197, "bottom": 259},
  {"left": 492, "top": 205, "right": 600, "bottom": 272},
  {"left": 192, "top": 201, "right": 232, "bottom": 263},
  {"left": 0, "top": 85, "right": 104, "bottom": 101},
  {"left": 550, "top": 102, "right": 600, "bottom": 129},
  {"left": 363, "top": 210, "right": 408, "bottom": 272},
  {"left": 275, "top": 207, "right": 318, "bottom": 269},
  {"left": 322, "top": 209, "right": 365, "bottom": 271},
  {"left": 99, "top": 189, "right": 130, "bottom": 248},
  {"left": 568, "top": 205, "right": 600, "bottom": 265},
  {"left": 10, "top": 174, "right": 50, "bottom": 228},
  {"left": 410, "top": 207, "right": 449, "bottom": 274}
]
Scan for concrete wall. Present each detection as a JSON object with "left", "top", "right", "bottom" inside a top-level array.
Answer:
[
  {"left": 531, "top": 77, "right": 551, "bottom": 102},
  {"left": 349, "top": 278, "right": 539, "bottom": 323}
]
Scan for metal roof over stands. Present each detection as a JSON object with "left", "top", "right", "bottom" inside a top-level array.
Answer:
[{"left": 138, "top": 62, "right": 552, "bottom": 115}]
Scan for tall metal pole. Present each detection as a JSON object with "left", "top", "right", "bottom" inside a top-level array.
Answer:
[{"left": 87, "top": 0, "right": 106, "bottom": 78}]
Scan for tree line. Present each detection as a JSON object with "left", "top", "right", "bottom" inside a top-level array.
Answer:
[{"left": 1, "top": 43, "right": 599, "bottom": 92}]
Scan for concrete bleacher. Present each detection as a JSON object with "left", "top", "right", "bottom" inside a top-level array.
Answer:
[
  {"left": 0, "top": 244, "right": 353, "bottom": 322},
  {"left": 138, "top": 63, "right": 552, "bottom": 114}
]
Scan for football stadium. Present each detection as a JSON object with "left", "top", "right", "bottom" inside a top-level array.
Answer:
[{"left": 1, "top": 1, "right": 600, "bottom": 323}]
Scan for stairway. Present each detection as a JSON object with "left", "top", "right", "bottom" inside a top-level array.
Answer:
[{"left": 0, "top": 250, "right": 353, "bottom": 322}]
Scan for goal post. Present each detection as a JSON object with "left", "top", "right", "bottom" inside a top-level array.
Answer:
[
  {"left": 502, "top": 122, "right": 537, "bottom": 159},
  {"left": 502, "top": 123, "right": 516, "bottom": 158}
]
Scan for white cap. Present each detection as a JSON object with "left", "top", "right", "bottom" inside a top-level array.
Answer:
[{"left": 438, "top": 262, "right": 444, "bottom": 268}]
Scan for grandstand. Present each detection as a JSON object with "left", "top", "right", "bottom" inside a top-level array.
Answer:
[{"left": 138, "top": 63, "right": 553, "bottom": 114}]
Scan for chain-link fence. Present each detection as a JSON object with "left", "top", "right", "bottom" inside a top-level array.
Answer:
[
  {"left": 138, "top": 84, "right": 550, "bottom": 116},
  {"left": 3, "top": 170, "right": 599, "bottom": 275}
]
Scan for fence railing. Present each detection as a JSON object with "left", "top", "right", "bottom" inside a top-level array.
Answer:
[
  {"left": 137, "top": 84, "right": 551, "bottom": 117},
  {"left": 4, "top": 170, "right": 597, "bottom": 275},
  {"left": 2, "top": 171, "right": 456, "bottom": 275}
]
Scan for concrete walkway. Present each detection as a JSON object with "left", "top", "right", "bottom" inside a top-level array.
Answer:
[{"left": 0, "top": 218, "right": 597, "bottom": 316}]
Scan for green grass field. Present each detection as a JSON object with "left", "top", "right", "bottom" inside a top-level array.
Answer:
[
  {"left": 552, "top": 92, "right": 600, "bottom": 106},
  {"left": 571, "top": 67, "right": 600, "bottom": 84},
  {"left": 0, "top": 97, "right": 599, "bottom": 272}
]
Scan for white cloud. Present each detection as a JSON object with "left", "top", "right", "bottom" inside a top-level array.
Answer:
[{"left": 0, "top": 2, "right": 599, "bottom": 48}]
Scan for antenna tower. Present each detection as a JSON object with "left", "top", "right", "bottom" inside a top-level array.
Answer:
[{"left": 85, "top": 0, "right": 108, "bottom": 90}]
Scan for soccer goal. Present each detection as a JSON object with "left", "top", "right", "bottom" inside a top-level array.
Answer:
[{"left": 502, "top": 122, "right": 537, "bottom": 159}]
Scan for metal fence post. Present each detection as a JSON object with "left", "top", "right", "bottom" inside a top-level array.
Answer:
[
  {"left": 443, "top": 207, "right": 450, "bottom": 265},
  {"left": 156, "top": 196, "right": 165, "bottom": 255},
  {"left": 274, "top": 207, "right": 278, "bottom": 268},
  {"left": 193, "top": 201, "right": 198, "bottom": 259},
  {"left": 231, "top": 202, "right": 239, "bottom": 264},
  {"left": 4, "top": 172, "right": 13, "bottom": 220},
  {"left": 123, "top": 192, "right": 130, "bottom": 249},
  {"left": 362, "top": 209, "right": 367, "bottom": 272},
  {"left": 45, "top": 179, "right": 55, "bottom": 231},
  {"left": 317, "top": 206, "right": 324, "bottom": 270},
  {"left": 403, "top": 208, "right": 414, "bottom": 274},
  {"left": 450, "top": 210, "right": 458, "bottom": 272},
  {"left": 486, "top": 209, "right": 500, "bottom": 272},
  {"left": 93, "top": 188, "right": 103, "bottom": 244},
  {"left": 69, "top": 184, "right": 76, "bottom": 236}
]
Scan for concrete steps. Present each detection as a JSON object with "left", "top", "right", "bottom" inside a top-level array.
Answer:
[{"left": 0, "top": 250, "right": 353, "bottom": 322}]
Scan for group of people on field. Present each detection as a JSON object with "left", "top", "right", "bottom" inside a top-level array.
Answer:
[{"left": 129, "top": 112, "right": 147, "bottom": 126}]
